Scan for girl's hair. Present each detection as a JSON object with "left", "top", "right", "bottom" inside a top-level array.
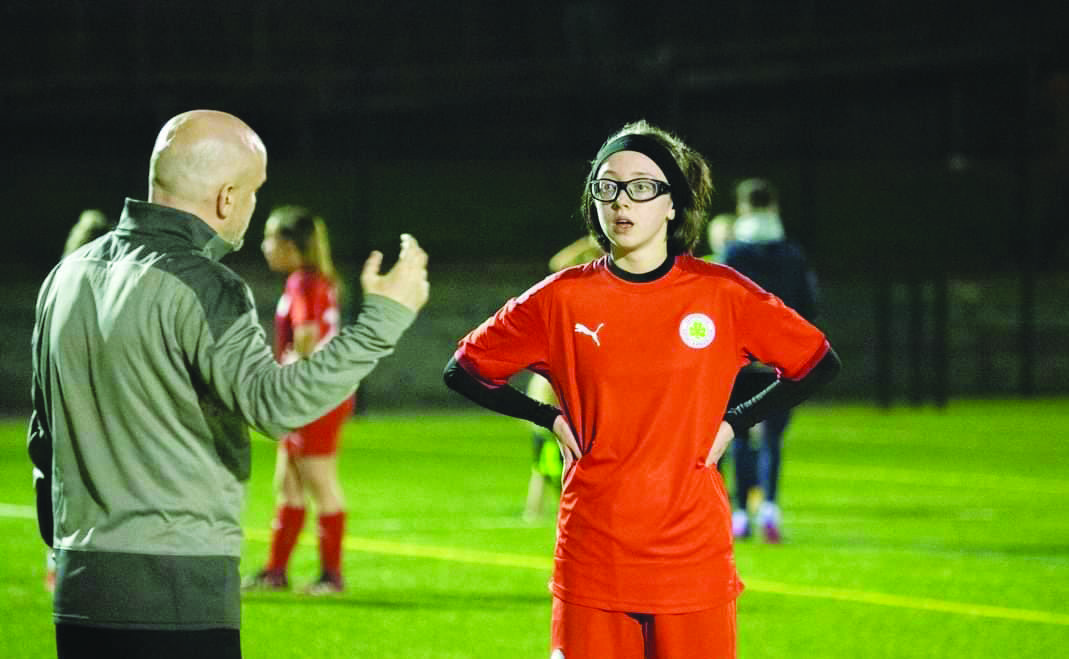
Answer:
[
  {"left": 265, "top": 205, "right": 340, "bottom": 286},
  {"left": 581, "top": 120, "right": 714, "bottom": 255}
]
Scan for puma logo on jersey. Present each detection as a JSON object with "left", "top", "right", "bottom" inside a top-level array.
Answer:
[{"left": 574, "top": 322, "right": 604, "bottom": 347}]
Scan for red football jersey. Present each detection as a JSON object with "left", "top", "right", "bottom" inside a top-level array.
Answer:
[
  {"left": 456, "top": 255, "right": 828, "bottom": 613},
  {"left": 274, "top": 269, "right": 341, "bottom": 364}
]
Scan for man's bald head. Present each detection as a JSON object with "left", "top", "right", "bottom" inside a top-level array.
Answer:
[{"left": 148, "top": 110, "right": 267, "bottom": 247}]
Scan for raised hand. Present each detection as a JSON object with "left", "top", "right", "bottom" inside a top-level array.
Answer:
[{"left": 360, "top": 234, "right": 430, "bottom": 312}]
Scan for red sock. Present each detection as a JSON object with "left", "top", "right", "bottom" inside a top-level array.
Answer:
[
  {"left": 318, "top": 511, "right": 346, "bottom": 577},
  {"left": 265, "top": 505, "right": 306, "bottom": 572}
]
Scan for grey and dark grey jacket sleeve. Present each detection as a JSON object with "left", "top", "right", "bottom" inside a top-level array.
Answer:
[
  {"left": 28, "top": 403, "right": 53, "bottom": 547},
  {"left": 187, "top": 287, "right": 416, "bottom": 439},
  {"left": 27, "top": 302, "right": 53, "bottom": 547}
]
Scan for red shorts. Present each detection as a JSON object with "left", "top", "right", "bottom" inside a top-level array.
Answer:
[
  {"left": 282, "top": 395, "right": 354, "bottom": 457},
  {"left": 550, "top": 596, "right": 737, "bottom": 659}
]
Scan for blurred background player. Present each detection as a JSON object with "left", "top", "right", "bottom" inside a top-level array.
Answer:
[
  {"left": 548, "top": 234, "right": 602, "bottom": 273},
  {"left": 704, "top": 212, "right": 735, "bottom": 264},
  {"left": 245, "top": 205, "right": 354, "bottom": 594},
  {"left": 44, "top": 209, "right": 115, "bottom": 593},
  {"left": 723, "top": 178, "right": 821, "bottom": 543},
  {"left": 523, "top": 235, "right": 602, "bottom": 521},
  {"left": 63, "top": 209, "right": 113, "bottom": 257},
  {"left": 522, "top": 373, "right": 562, "bottom": 521}
]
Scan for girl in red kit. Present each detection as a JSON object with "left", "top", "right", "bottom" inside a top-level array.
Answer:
[
  {"left": 445, "top": 121, "right": 840, "bottom": 658},
  {"left": 246, "top": 205, "right": 353, "bottom": 594}
]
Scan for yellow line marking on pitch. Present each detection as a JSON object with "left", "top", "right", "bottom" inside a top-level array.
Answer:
[
  {"left": 244, "top": 529, "right": 1069, "bottom": 626},
  {"left": 246, "top": 528, "right": 550, "bottom": 570},
  {"left": 0, "top": 503, "right": 35, "bottom": 519},
  {"left": 743, "top": 579, "right": 1069, "bottom": 626},
  {"left": 7, "top": 509, "right": 1067, "bottom": 625}
]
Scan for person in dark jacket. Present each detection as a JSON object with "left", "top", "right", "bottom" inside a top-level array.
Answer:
[{"left": 724, "top": 178, "right": 820, "bottom": 543}]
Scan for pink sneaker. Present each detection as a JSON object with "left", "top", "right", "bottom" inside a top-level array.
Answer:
[
  {"left": 762, "top": 521, "right": 782, "bottom": 544},
  {"left": 758, "top": 502, "right": 783, "bottom": 544}
]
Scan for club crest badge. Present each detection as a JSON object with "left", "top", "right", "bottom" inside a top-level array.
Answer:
[{"left": 679, "top": 313, "right": 715, "bottom": 349}]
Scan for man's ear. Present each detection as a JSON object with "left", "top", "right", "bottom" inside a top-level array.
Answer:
[{"left": 216, "top": 184, "right": 235, "bottom": 219}]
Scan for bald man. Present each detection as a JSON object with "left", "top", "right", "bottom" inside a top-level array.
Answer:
[{"left": 29, "top": 110, "right": 429, "bottom": 659}]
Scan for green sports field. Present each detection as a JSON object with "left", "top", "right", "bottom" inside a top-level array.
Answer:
[{"left": 1, "top": 400, "right": 1067, "bottom": 658}]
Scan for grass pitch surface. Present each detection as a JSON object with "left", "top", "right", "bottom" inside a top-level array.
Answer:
[{"left": 1, "top": 400, "right": 1067, "bottom": 657}]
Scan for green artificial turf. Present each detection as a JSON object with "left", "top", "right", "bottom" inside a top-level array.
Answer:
[{"left": 1, "top": 400, "right": 1066, "bottom": 657}]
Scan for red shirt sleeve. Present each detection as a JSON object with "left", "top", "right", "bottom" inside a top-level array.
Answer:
[
  {"left": 454, "top": 285, "right": 551, "bottom": 387},
  {"left": 734, "top": 276, "right": 827, "bottom": 380}
]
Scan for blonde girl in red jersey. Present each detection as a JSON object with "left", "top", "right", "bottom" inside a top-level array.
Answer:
[
  {"left": 445, "top": 121, "right": 840, "bottom": 658},
  {"left": 246, "top": 205, "right": 353, "bottom": 594}
]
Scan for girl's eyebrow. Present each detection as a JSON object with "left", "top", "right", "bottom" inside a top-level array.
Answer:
[{"left": 599, "top": 168, "right": 659, "bottom": 178}]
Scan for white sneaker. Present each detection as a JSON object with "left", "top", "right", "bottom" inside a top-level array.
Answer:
[{"left": 732, "top": 510, "right": 751, "bottom": 539}]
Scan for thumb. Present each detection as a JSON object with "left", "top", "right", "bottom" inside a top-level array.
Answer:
[{"left": 361, "top": 250, "right": 383, "bottom": 287}]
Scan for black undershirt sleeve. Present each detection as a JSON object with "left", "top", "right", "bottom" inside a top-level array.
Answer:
[
  {"left": 723, "top": 346, "right": 841, "bottom": 436},
  {"left": 445, "top": 346, "right": 840, "bottom": 437},
  {"left": 443, "top": 356, "right": 561, "bottom": 430}
]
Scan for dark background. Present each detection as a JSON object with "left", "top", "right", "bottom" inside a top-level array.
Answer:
[{"left": 3, "top": 1, "right": 1067, "bottom": 411}]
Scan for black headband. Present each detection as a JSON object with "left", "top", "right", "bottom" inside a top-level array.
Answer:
[{"left": 590, "top": 133, "right": 691, "bottom": 210}]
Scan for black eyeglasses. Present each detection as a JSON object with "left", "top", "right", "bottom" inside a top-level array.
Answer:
[{"left": 590, "top": 178, "right": 672, "bottom": 203}]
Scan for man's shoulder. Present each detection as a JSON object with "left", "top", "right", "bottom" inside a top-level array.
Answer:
[
  {"left": 154, "top": 252, "right": 253, "bottom": 334},
  {"left": 155, "top": 250, "right": 245, "bottom": 295}
]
